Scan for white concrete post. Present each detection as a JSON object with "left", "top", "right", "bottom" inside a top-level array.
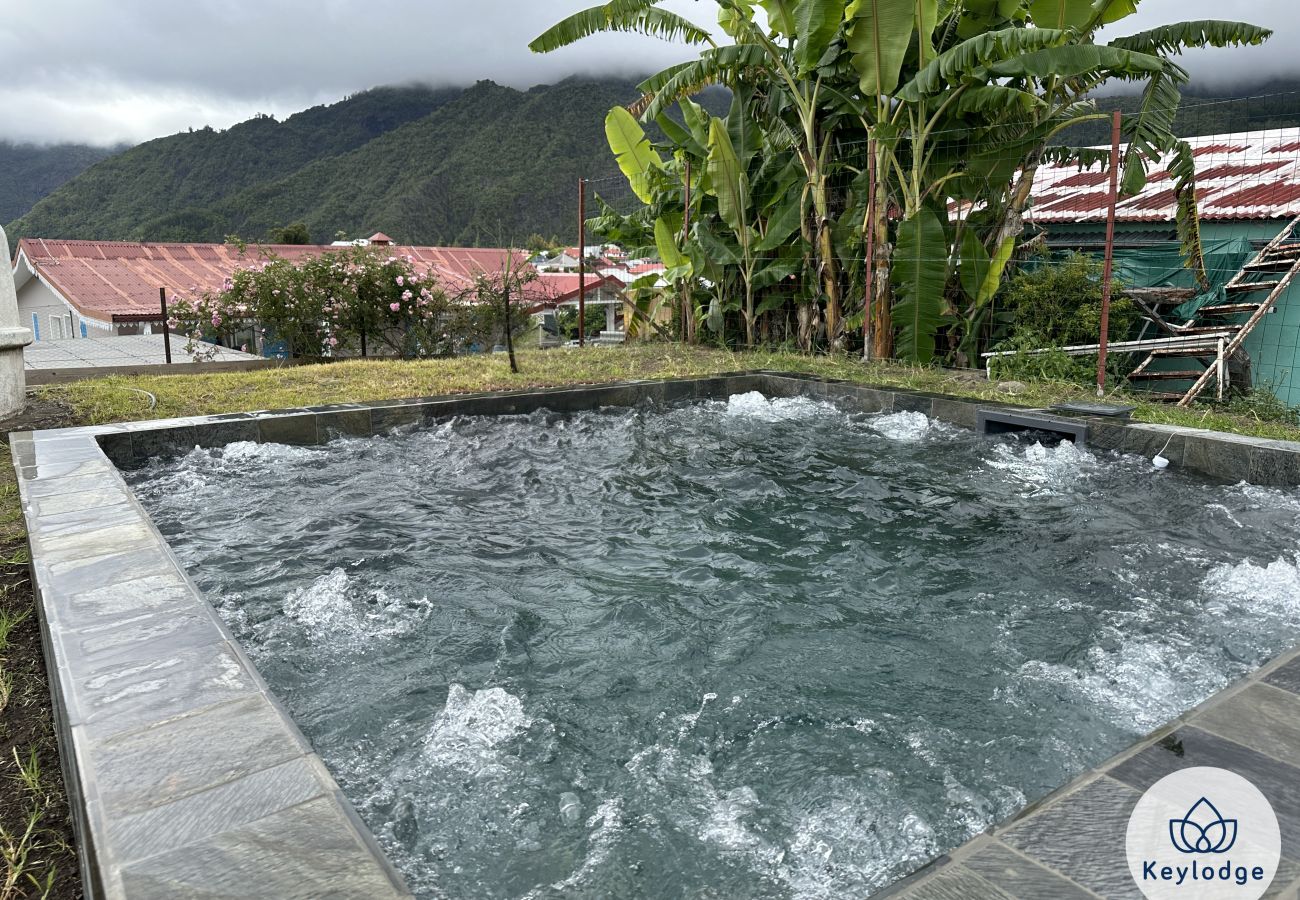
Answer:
[{"left": 0, "top": 228, "right": 33, "bottom": 417}]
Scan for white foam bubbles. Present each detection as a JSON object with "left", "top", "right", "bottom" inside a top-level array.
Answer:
[
  {"left": 725, "top": 391, "right": 833, "bottom": 421},
  {"left": 984, "top": 439, "right": 1094, "bottom": 494},
  {"left": 867, "top": 410, "right": 934, "bottom": 442},
  {"left": 281, "top": 567, "right": 424, "bottom": 650},
  {"left": 424, "top": 684, "right": 531, "bottom": 774},
  {"left": 1203, "top": 556, "right": 1300, "bottom": 624},
  {"left": 1014, "top": 637, "right": 1212, "bottom": 735}
]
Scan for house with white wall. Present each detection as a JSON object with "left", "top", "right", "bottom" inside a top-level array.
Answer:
[{"left": 11, "top": 237, "right": 538, "bottom": 343}]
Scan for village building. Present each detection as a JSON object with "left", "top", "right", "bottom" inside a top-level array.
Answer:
[
  {"left": 1024, "top": 127, "right": 1300, "bottom": 405},
  {"left": 530, "top": 272, "right": 627, "bottom": 343},
  {"left": 10, "top": 235, "right": 559, "bottom": 348}
]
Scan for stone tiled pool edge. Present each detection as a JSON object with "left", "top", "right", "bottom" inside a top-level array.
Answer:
[
  {"left": 878, "top": 645, "right": 1300, "bottom": 900},
  {"left": 14, "top": 370, "right": 1300, "bottom": 898}
]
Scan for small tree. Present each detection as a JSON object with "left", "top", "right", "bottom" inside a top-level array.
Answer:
[
  {"left": 470, "top": 249, "right": 537, "bottom": 374},
  {"left": 268, "top": 222, "right": 312, "bottom": 245}
]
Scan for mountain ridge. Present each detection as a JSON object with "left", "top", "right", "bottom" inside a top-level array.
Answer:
[{"left": 6, "top": 77, "right": 662, "bottom": 249}]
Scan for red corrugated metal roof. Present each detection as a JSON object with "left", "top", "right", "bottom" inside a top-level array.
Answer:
[
  {"left": 1037, "top": 191, "right": 1113, "bottom": 213},
  {"left": 1027, "top": 128, "right": 1300, "bottom": 224},
  {"left": 1195, "top": 161, "right": 1288, "bottom": 180},
  {"left": 1192, "top": 143, "right": 1249, "bottom": 156},
  {"left": 528, "top": 272, "right": 621, "bottom": 306},
  {"left": 1054, "top": 171, "right": 1110, "bottom": 188},
  {"left": 14, "top": 239, "right": 535, "bottom": 322},
  {"left": 1205, "top": 182, "right": 1300, "bottom": 210},
  {"left": 627, "top": 263, "right": 667, "bottom": 275}
]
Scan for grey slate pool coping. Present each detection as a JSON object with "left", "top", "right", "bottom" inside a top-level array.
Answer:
[{"left": 13, "top": 370, "right": 1300, "bottom": 899}]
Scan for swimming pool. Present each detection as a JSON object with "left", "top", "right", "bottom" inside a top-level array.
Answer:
[{"left": 126, "top": 392, "right": 1300, "bottom": 898}]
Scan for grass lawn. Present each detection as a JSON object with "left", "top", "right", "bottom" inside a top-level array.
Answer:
[
  {"left": 4, "top": 343, "right": 1299, "bottom": 898},
  {"left": 40, "top": 345, "right": 1300, "bottom": 442}
]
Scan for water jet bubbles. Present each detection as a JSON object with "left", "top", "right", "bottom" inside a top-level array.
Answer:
[
  {"left": 868, "top": 410, "right": 933, "bottom": 442},
  {"left": 559, "top": 791, "right": 582, "bottom": 826},
  {"left": 725, "top": 391, "right": 835, "bottom": 421}
]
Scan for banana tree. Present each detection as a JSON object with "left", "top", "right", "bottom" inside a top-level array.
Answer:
[{"left": 534, "top": 0, "right": 1271, "bottom": 364}]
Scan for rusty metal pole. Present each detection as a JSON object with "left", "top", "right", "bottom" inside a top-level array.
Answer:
[
  {"left": 159, "top": 287, "right": 172, "bottom": 365},
  {"left": 863, "top": 139, "right": 877, "bottom": 361},
  {"left": 578, "top": 177, "right": 587, "bottom": 348},
  {"left": 1096, "top": 109, "right": 1123, "bottom": 397}
]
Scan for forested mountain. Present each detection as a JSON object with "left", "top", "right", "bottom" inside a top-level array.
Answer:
[
  {"left": 5, "top": 77, "right": 674, "bottom": 249},
  {"left": 6, "top": 84, "right": 463, "bottom": 245},
  {"left": 0, "top": 142, "right": 120, "bottom": 223},
  {"left": 182, "top": 78, "right": 658, "bottom": 246},
  {"left": 17, "top": 71, "right": 1288, "bottom": 251}
]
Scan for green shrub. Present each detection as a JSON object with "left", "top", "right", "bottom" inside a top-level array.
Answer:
[
  {"left": 1214, "top": 385, "right": 1300, "bottom": 427},
  {"left": 996, "top": 253, "right": 1139, "bottom": 348},
  {"left": 166, "top": 245, "right": 530, "bottom": 360}
]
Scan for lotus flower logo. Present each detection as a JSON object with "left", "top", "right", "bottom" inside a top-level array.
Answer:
[{"left": 1169, "top": 797, "right": 1238, "bottom": 854}]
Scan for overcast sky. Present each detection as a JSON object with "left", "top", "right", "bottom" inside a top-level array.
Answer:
[{"left": 0, "top": 0, "right": 1293, "bottom": 146}]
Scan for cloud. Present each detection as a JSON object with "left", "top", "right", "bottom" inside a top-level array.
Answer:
[{"left": 0, "top": 0, "right": 1293, "bottom": 146}]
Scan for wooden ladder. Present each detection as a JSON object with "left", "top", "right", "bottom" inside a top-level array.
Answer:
[{"left": 1125, "top": 214, "right": 1300, "bottom": 406}]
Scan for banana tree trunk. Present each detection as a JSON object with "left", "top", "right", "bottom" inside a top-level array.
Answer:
[
  {"left": 797, "top": 178, "right": 817, "bottom": 353},
  {"left": 990, "top": 156, "right": 1040, "bottom": 274},
  {"left": 868, "top": 190, "right": 893, "bottom": 360},
  {"left": 744, "top": 278, "right": 755, "bottom": 348},
  {"left": 813, "top": 173, "right": 844, "bottom": 351}
]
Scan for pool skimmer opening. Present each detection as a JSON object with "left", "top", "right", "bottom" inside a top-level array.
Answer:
[{"left": 976, "top": 408, "right": 1088, "bottom": 446}]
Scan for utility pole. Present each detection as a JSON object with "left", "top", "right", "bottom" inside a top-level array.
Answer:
[
  {"left": 578, "top": 177, "right": 587, "bottom": 348},
  {"left": 1096, "top": 109, "right": 1123, "bottom": 397}
]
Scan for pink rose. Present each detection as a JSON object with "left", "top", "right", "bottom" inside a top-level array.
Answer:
[{"left": 390, "top": 302, "right": 401, "bottom": 312}]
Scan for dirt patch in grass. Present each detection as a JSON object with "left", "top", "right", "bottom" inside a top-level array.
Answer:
[{"left": 0, "top": 398, "right": 80, "bottom": 900}]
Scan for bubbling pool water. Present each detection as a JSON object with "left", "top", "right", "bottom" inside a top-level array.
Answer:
[{"left": 127, "top": 393, "right": 1300, "bottom": 899}]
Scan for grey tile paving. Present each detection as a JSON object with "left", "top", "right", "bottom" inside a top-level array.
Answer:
[
  {"left": 900, "top": 865, "right": 1014, "bottom": 900},
  {"left": 1266, "top": 857, "right": 1300, "bottom": 899},
  {"left": 117, "top": 797, "right": 409, "bottom": 900},
  {"left": 1108, "top": 727, "right": 1300, "bottom": 859},
  {"left": 1265, "top": 657, "right": 1300, "bottom": 695},
  {"left": 54, "top": 603, "right": 227, "bottom": 682},
  {"left": 1195, "top": 683, "right": 1300, "bottom": 769},
  {"left": 31, "top": 500, "right": 138, "bottom": 538},
  {"left": 70, "top": 640, "right": 260, "bottom": 740},
  {"left": 85, "top": 695, "right": 310, "bottom": 818},
  {"left": 18, "top": 372, "right": 1300, "bottom": 900},
  {"left": 1000, "top": 777, "right": 1143, "bottom": 899},
  {"left": 105, "top": 756, "right": 328, "bottom": 864},
  {"left": 36, "top": 544, "right": 183, "bottom": 597},
  {"left": 46, "top": 571, "right": 197, "bottom": 633},
  {"left": 27, "top": 484, "right": 137, "bottom": 518},
  {"left": 31, "top": 520, "right": 158, "bottom": 561},
  {"left": 961, "top": 841, "right": 1097, "bottom": 900}
]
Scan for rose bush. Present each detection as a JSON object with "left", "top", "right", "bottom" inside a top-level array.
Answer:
[{"left": 166, "top": 246, "right": 531, "bottom": 360}]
